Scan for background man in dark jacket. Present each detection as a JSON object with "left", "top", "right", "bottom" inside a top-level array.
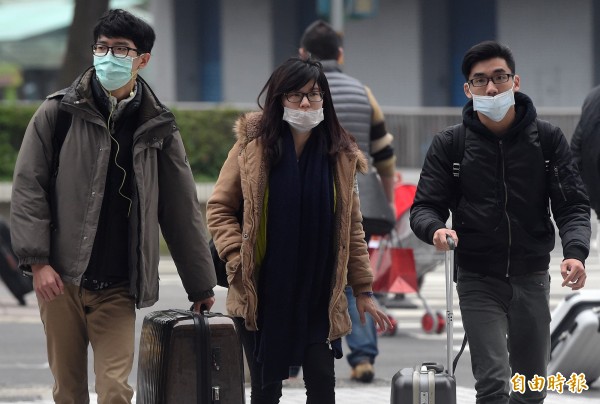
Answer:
[
  {"left": 570, "top": 85, "right": 600, "bottom": 260},
  {"left": 10, "top": 9, "right": 216, "bottom": 404},
  {"left": 299, "top": 20, "right": 397, "bottom": 383},
  {"left": 410, "top": 41, "right": 590, "bottom": 404}
]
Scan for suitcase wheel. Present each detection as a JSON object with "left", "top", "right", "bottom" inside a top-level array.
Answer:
[
  {"left": 435, "top": 311, "right": 446, "bottom": 334},
  {"left": 421, "top": 311, "right": 438, "bottom": 334}
]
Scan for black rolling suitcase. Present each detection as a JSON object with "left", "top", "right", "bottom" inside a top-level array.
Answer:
[
  {"left": 0, "top": 217, "right": 32, "bottom": 305},
  {"left": 390, "top": 236, "right": 457, "bottom": 403},
  {"left": 136, "top": 309, "right": 245, "bottom": 404}
]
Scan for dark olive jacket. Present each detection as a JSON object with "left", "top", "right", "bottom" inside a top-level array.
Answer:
[{"left": 11, "top": 68, "right": 216, "bottom": 308}]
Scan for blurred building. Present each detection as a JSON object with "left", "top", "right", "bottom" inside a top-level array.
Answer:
[
  {"left": 0, "top": 0, "right": 149, "bottom": 99},
  {"left": 148, "top": 0, "right": 600, "bottom": 108},
  {"left": 1, "top": 0, "right": 599, "bottom": 107}
]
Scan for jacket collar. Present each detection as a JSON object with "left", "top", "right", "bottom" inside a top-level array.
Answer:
[
  {"left": 320, "top": 59, "right": 342, "bottom": 73},
  {"left": 54, "top": 67, "right": 174, "bottom": 132}
]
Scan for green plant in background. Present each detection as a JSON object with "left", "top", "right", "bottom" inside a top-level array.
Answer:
[
  {"left": 0, "top": 63, "right": 24, "bottom": 102},
  {"left": 172, "top": 108, "right": 243, "bottom": 181},
  {"left": 0, "top": 103, "right": 37, "bottom": 180},
  {"left": 0, "top": 104, "right": 245, "bottom": 181}
]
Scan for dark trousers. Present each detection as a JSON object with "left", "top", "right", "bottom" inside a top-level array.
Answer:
[
  {"left": 456, "top": 269, "right": 551, "bottom": 404},
  {"left": 234, "top": 317, "right": 336, "bottom": 404}
]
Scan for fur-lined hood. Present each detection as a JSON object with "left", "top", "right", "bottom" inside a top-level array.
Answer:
[{"left": 233, "top": 111, "right": 368, "bottom": 174}]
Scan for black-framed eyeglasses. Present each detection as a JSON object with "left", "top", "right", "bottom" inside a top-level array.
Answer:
[
  {"left": 92, "top": 44, "right": 140, "bottom": 59},
  {"left": 284, "top": 91, "right": 324, "bottom": 103},
  {"left": 468, "top": 73, "right": 514, "bottom": 87}
]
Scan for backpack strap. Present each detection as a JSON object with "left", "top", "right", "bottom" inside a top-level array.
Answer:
[
  {"left": 49, "top": 100, "right": 72, "bottom": 231},
  {"left": 451, "top": 124, "right": 465, "bottom": 179},
  {"left": 536, "top": 119, "right": 554, "bottom": 173},
  {"left": 536, "top": 119, "right": 556, "bottom": 215},
  {"left": 51, "top": 104, "right": 72, "bottom": 179},
  {"left": 450, "top": 123, "right": 466, "bottom": 209}
]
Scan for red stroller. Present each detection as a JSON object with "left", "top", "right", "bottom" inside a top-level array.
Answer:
[{"left": 369, "top": 174, "right": 445, "bottom": 335}]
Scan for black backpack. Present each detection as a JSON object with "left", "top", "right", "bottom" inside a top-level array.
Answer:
[{"left": 449, "top": 119, "right": 555, "bottom": 208}]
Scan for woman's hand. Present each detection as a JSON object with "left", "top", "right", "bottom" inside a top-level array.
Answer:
[{"left": 355, "top": 293, "right": 393, "bottom": 331}]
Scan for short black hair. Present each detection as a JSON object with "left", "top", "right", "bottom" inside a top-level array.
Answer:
[
  {"left": 93, "top": 9, "right": 155, "bottom": 54},
  {"left": 300, "top": 20, "right": 341, "bottom": 61},
  {"left": 461, "top": 40, "right": 516, "bottom": 81}
]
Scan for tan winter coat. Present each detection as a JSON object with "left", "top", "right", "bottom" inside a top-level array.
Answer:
[
  {"left": 11, "top": 68, "right": 216, "bottom": 308},
  {"left": 206, "top": 112, "right": 373, "bottom": 340}
]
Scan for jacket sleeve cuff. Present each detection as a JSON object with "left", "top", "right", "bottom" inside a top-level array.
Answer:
[
  {"left": 18, "top": 256, "right": 49, "bottom": 271},
  {"left": 189, "top": 288, "right": 215, "bottom": 302},
  {"left": 564, "top": 245, "right": 588, "bottom": 266},
  {"left": 352, "top": 283, "right": 372, "bottom": 296},
  {"left": 426, "top": 224, "right": 446, "bottom": 246}
]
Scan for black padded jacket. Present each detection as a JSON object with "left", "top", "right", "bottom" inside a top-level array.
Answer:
[
  {"left": 571, "top": 85, "right": 600, "bottom": 219},
  {"left": 410, "top": 92, "right": 590, "bottom": 278}
]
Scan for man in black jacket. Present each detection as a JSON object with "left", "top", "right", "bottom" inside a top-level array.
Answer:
[
  {"left": 570, "top": 86, "right": 600, "bottom": 260},
  {"left": 410, "top": 41, "right": 590, "bottom": 404}
]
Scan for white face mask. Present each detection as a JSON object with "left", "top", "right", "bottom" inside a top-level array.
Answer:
[
  {"left": 94, "top": 54, "right": 135, "bottom": 91},
  {"left": 282, "top": 107, "right": 324, "bottom": 133},
  {"left": 470, "top": 85, "right": 515, "bottom": 122}
]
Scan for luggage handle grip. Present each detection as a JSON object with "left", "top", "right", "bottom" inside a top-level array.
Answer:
[
  {"left": 421, "top": 362, "right": 444, "bottom": 373},
  {"left": 446, "top": 235, "right": 455, "bottom": 250},
  {"left": 189, "top": 303, "right": 210, "bottom": 313}
]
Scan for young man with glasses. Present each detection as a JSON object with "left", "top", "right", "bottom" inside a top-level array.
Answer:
[
  {"left": 11, "top": 9, "right": 216, "bottom": 403},
  {"left": 410, "top": 40, "right": 590, "bottom": 404}
]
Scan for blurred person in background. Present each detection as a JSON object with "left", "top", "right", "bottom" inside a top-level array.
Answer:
[
  {"left": 299, "top": 19, "right": 397, "bottom": 383},
  {"left": 570, "top": 85, "right": 600, "bottom": 259}
]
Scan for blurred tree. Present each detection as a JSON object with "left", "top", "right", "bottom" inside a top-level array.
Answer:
[{"left": 57, "top": 0, "right": 109, "bottom": 88}]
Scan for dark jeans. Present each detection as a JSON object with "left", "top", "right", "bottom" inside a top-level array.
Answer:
[
  {"left": 234, "top": 317, "right": 336, "bottom": 404},
  {"left": 456, "top": 269, "right": 551, "bottom": 404}
]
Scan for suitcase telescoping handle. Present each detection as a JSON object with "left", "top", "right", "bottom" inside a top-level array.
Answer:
[{"left": 445, "top": 235, "right": 455, "bottom": 377}]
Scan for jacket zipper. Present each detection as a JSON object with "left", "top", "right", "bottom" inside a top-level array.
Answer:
[{"left": 499, "top": 141, "right": 511, "bottom": 277}]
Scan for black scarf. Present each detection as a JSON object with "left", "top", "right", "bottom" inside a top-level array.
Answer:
[{"left": 255, "top": 127, "right": 335, "bottom": 386}]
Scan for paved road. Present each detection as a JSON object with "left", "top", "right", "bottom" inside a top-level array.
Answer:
[
  {"left": 0, "top": 169, "right": 598, "bottom": 403},
  {"left": 2, "top": 245, "right": 598, "bottom": 403}
]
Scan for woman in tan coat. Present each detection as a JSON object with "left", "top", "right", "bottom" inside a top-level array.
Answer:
[{"left": 206, "top": 57, "right": 390, "bottom": 404}]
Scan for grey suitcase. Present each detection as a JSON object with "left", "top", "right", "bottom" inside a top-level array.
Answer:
[
  {"left": 390, "top": 236, "right": 457, "bottom": 403},
  {"left": 548, "top": 290, "right": 600, "bottom": 386}
]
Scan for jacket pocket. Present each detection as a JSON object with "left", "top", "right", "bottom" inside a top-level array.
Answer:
[{"left": 225, "top": 262, "right": 247, "bottom": 317}]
